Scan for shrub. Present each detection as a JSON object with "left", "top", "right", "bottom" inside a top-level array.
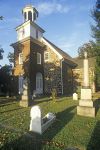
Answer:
[{"left": 51, "top": 88, "right": 57, "bottom": 102}]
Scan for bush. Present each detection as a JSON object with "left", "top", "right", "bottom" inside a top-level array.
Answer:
[{"left": 51, "top": 88, "right": 57, "bottom": 102}]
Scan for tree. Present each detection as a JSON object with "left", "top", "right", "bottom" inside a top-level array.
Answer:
[
  {"left": 0, "top": 65, "right": 13, "bottom": 96},
  {"left": 0, "top": 16, "right": 4, "bottom": 59},
  {"left": 0, "top": 47, "right": 4, "bottom": 59},
  {"left": 91, "top": 0, "right": 100, "bottom": 90},
  {"left": 0, "top": 16, "right": 3, "bottom": 20},
  {"left": 78, "top": 41, "right": 96, "bottom": 58},
  {"left": 7, "top": 52, "right": 14, "bottom": 64}
]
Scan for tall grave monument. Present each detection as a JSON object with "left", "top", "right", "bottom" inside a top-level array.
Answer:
[
  {"left": 77, "top": 52, "right": 95, "bottom": 117},
  {"left": 20, "top": 77, "right": 31, "bottom": 107}
]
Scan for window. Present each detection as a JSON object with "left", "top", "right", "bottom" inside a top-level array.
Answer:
[
  {"left": 28, "top": 11, "right": 32, "bottom": 21},
  {"left": 19, "top": 53, "right": 23, "bottom": 64},
  {"left": 34, "top": 13, "right": 36, "bottom": 21},
  {"left": 37, "top": 53, "right": 41, "bottom": 64},
  {"left": 44, "top": 52, "right": 49, "bottom": 61},
  {"left": 19, "top": 76, "right": 23, "bottom": 94},
  {"left": 24, "top": 12, "right": 26, "bottom": 20},
  {"left": 36, "top": 72, "right": 43, "bottom": 94},
  {"left": 36, "top": 30, "right": 38, "bottom": 39}
]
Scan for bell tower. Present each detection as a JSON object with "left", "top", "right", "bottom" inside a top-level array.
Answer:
[
  {"left": 16, "top": 4, "right": 44, "bottom": 42},
  {"left": 11, "top": 3, "right": 45, "bottom": 107},
  {"left": 22, "top": 5, "right": 38, "bottom": 22}
]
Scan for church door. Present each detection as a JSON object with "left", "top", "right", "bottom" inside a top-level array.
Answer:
[{"left": 36, "top": 73, "right": 43, "bottom": 94}]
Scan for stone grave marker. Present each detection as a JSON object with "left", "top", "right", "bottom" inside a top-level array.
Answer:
[
  {"left": 73, "top": 93, "right": 78, "bottom": 100},
  {"left": 77, "top": 52, "right": 95, "bottom": 117},
  {"left": 29, "top": 105, "right": 56, "bottom": 134}
]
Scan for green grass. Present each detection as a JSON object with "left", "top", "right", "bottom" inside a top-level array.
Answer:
[{"left": 0, "top": 94, "right": 100, "bottom": 150}]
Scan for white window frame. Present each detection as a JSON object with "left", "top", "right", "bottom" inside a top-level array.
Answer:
[
  {"left": 44, "top": 52, "right": 49, "bottom": 61},
  {"left": 19, "top": 53, "right": 23, "bottom": 65},
  {"left": 36, "top": 72, "right": 43, "bottom": 94},
  {"left": 37, "top": 53, "right": 41, "bottom": 64},
  {"left": 19, "top": 76, "right": 23, "bottom": 94}
]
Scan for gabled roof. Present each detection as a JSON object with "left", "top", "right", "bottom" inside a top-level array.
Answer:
[
  {"left": 43, "top": 37, "right": 77, "bottom": 67},
  {"left": 16, "top": 20, "right": 45, "bottom": 33}
]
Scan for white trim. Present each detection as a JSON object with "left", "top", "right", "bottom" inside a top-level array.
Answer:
[
  {"left": 42, "top": 38, "right": 63, "bottom": 60},
  {"left": 44, "top": 51, "right": 49, "bottom": 62},
  {"left": 36, "top": 72, "right": 43, "bottom": 94},
  {"left": 16, "top": 20, "right": 45, "bottom": 33},
  {"left": 19, "top": 53, "right": 23, "bottom": 65},
  {"left": 16, "top": 20, "right": 30, "bottom": 31}
]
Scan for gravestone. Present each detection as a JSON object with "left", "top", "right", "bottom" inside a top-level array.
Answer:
[
  {"left": 20, "top": 77, "right": 30, "bottom": 107},
  {"left": 73, "top": 93, "right": 78, "bottom": 100},
  {"left": 30, "top": 106, "right": 42, "bottom": 134},
  {"left": 29, "top": 105, "right": 56, "bottom": 134},
  {"left": 77, "top": 52, "right": 95, "bottom": 117}
]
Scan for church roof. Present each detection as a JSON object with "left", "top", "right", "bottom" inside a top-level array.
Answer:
[
  {"left": 73, "top": 57, "right": 96, "bottom": 69},
  {"left": 43, "top": 37, "right": 77, "bottom": 67},
  {"left": 16, "top": 20, "right": 45, "bottom": 33}
]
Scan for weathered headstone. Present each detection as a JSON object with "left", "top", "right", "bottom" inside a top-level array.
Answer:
[
  {"left": 73, "top": 93, "right": 78, "bottom": 100},
  {"left": 20, "top": 77, "right": 30, "bottom": 107},
  {"left": 30, "top": 105, "right": 42, "bottom": 134},
  {"left": 29, "top": 105, "right": 56, "bottom": 134},
  {"left": 77, "top": 52, "right": 95, "bottom": 117}
]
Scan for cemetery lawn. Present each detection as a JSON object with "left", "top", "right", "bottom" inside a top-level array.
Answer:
[{"left": 0, "top": 93, "right": 100, "bottom": 150}]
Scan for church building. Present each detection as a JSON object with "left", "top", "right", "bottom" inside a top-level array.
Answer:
[{"left": 11, "top": 5, "right": 77, "bottom": 96}]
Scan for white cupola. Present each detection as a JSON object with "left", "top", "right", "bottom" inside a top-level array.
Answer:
[
  {"left": 16, "top": 4, "right": 44, "bottom": 42},
  {"left": 22, "top": 5, "right": 39, "bottom": 22}
]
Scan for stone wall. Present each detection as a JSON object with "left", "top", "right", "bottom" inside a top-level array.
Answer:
[
  {"left": 13, "top": 37, "right": 45, "bottom": 95},
  {"left": 44, "top": 47, "right": 62, "bottom": 95},
  {"left": 62, "top": 61, "right": 73, "bottom": 95},
  {"left": 12, "top": 39, "right": 31, "bottom": 95},
  {"left": 29, "top": 40, "right": 44, "bottom": 95}
]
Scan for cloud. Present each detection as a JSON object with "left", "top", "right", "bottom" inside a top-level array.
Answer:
[
  {"left": 51, "top": 32, "right": 82, "bottom": 57},
  {"left": 36, "top": 2, "right": 70, "bottom": 15}
]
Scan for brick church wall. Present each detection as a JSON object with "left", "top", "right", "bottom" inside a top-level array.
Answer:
[
  {"left": 13, "top": 38, "right": 45, "bottom": 95},
  {"left": 13, "top": 39, "right": 30, "bottom": 76},
  {"left": 13, "top": 39, "right": 31, "bottom": 94}
]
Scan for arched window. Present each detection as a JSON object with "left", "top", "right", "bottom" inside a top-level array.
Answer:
[
  {"left": 24, "top": 12, "right": 26, "bottom": 20},
  {"left": 34, "top": 13, "right": 36, "bottom": 21},
  {"left": 28, "top": 11, "right": 32, "bottom": 21},
  {"left": 37, "top": 53, "right": 41, "bottom": 64}
]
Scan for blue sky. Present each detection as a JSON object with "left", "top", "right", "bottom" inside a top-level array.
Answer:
[{"left": 0, "top": 0, "right": 96, "bottom": 66}]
